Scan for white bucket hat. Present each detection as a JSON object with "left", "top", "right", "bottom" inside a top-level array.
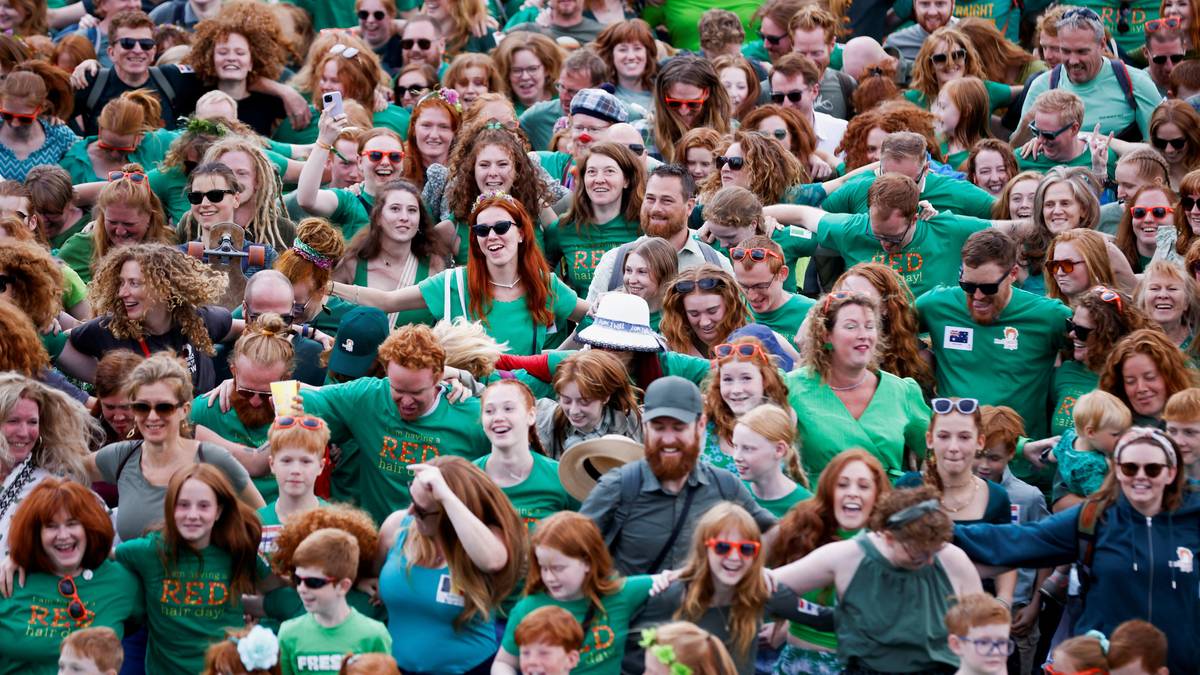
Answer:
[{"left": 577, "top": 292, "right": 664, "bottom": 352}]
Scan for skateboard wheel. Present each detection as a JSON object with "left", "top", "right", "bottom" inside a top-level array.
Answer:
[{"left": 247, "top": 245, "right": 266, "bottom": 267}]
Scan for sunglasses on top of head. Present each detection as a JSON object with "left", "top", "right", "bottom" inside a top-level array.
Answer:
[{"left": 674, "top": 277, "right": 725, "bottom": 293}]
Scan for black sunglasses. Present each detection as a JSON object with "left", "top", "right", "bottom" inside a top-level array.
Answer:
[
  {"left": 131, "top": 401, "right": 181, "bottom": 416},
  {"left": 758, "top": 30, "right": 786, "bottom": 45},
  {"left": 715, "top": 155, "right": 745, "bottom": 170},
  {"left": 1029, "top": 121, "right": 1073, "bottom": 141},
  {"left": 471, "top": 220, "right": 516, "bottom": 237},
  {"left": 358, "top": 9, "right": 386, "bottom": 20},
  {"left": 248, "top": 310, "right": 295, "bottom": 326},
  {"left": 930, "top": 49, "right": 967, "bottom": 64},
  {"left": 1152, "top": 53, "right": 1186, "bottom": 65},
  {"left": 1181, "top": 196, "right": 1200, "bottom": 211},
  {"left": 1153, "top": 137, "right": 1187, "bottom": 150},
  {"left": 0, "top": 273, "right": 10, "bottom": 293},
  {"left": 293, "top": 575, "right": 338, "bottom": 589},
  {"left": 931, "top": 397, "right": 979, "bottom": 415},
  {"left": 1118, "top": 462, "right": 1167, "bottom": 478},
  {"left": 117, "top": 37, "right": 156, "bottom": 51},
  {"left": 674, "top": 277, "right": 725, "bottom": 293},
  {"left": 397, "top": 84, "right": 430, "bottom": 97},
  {"left": 958, "top": 269, "right": 1009, "bottom": 296},
  {"left": 770, "top": 90, "right": 804, "bottom": 104},
  {"left": 401, "top": 38, "right": 433, "bottom": 50},
  {"left": 186, "top": 189, "right": 234, "bottom": 205},
  {"left": 1066, "top": 317, "right": 1093, "bottom": 342},
  {"left": 626, "top": 143, "right": 645, "bottom": 155}
]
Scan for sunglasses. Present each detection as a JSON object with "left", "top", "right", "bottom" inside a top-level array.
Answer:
[
  {"left": 674, "top": 277, "right": 725, "bottom": 293},
  {"left": 58, "top": 576, "right": 88, "bottom": 620},
  {"left": 397, "top": 84, "right": 429, "bottom": 97},
  {"left": 107, "top": 170, "right": 147, "bottom": 183},
  {"left": 705, "top": 538, "right": 760, "bottom": 558},
  {"left": 1029, "top": 121, "right": 1073, "bottom": 141},
  {"left": 293, "top": 574, "right": 340, "bottom": 590},
  {"left": 358, "top": 9, "right": 386, "bottom": 20},
  {"left": 958, "top": 269, "right": 1009, "bottom": 296},
  {"left": 758, "top": 29, "right": 787, "bottom": 45},
  {"left": 731, "top": 247, "right": 782, "bottom": 263},
  {"left": 1047, "top": 258, "right": 1084, "bottom": 275},
  {"left": 1091, "top": 285, "right": 1124, "bottom": 311},
  {"left": 715, "top": 155, "right": 745, "bottom": 171},
  {"left": 471, "top": 220, "right": 516, "bottom": 237},
  {"left": 769, "top": 90, "right": 804, "bottom": 104},
  {"left": 117, "top": 37, "right": 155, "bottom": 51},
  {"left": 97, "top": 139, "right": 136, "bottom": 153},
  {"left": 0, "top": 108, "right": 38, "bottom": 124},
  {"left": 131, "top": 401, "right": 181, "bottom": 416},
  {"left": 822, "top": 290, "right": 852, "bottom": 313},
  {"left": 401, "top": 38, "right": 433, "bottom": 50},
  {"left": 187, "top": 189, "right": 235, "bottom": 205},
  {"left": 247, "top": 311, "right": 295, "bottom": 326},
  {"left": 1066, "top": 317, "right": 1093, "bottom": 342},
  {"left": 756, "top": 128, "right": 787, "bottom": 141},
  {"left": 712, "top": 342, "right": 769, "bottom": 361},
  {"left": 0, "top": 273, "right": 10, "bottom": 293},
  {"left": 1146, "top": 16, "right": 1182, "bottom": 31},
  {"left": 1180, "top": 196, "right": 1200, "bottom": 211},
  {"left": 931, "top": 397, "right": 979, "bottom": 415},
  {"left": 361, "top": 150, "right": 404, "bottom": 163},
  {"left": 273, "top": 415, "right": 326, "bottom": 430},
  {"left": 1152, "top": 53, "right": 1186, "bottom": 65},
  {"left": 236, "top": 386, "right": 272, "bottom": 401},
  {"left": 626, "top": 143, "right": 645, "bottom": 155},
  {"left": 930, "top": 49, "right": 967, "bottom": 64},
  {"left": 665, "top": 94, "right": 708, "bottom": 111},
  {"left": 1118, "top": 461, "right": 1168, "bottom": 478},
  {"left": 1132, "top": 205, "right": 1174, "bottom": 219},
  {"left": 330, "top": 43, "right": 360, "bottom": 59},
  {"left": 1153, "top": 135, "right": 1187, "bottom": 151}
]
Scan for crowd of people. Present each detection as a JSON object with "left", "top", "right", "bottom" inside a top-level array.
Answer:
[{"left": 2, "top": 0, "right": 1200, "bottom": 673}]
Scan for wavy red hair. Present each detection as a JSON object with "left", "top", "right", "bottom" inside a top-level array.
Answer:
[
  {"left": 467, "top": 195, "right": 553, "bottom": 328},
  {"left": 9, "top": 478, "right": 114, "bottom": 573}
]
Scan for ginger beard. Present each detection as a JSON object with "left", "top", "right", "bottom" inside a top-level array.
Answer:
[
  {"left": 640, "top": 203, "right": 686, "bottom": 240},
  {"left": 644, "top": 425, "right": 702, "bottom": 481},
  {"left": 231, "top": 388, "right": 276, "bottom": 429}
]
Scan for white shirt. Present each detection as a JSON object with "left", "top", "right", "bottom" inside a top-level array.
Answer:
[{"left": 813, "top": 111, "right": 848, "bottom": 157}]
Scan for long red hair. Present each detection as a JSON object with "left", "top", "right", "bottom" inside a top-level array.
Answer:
[{"left": 467, "top": 195, "right": 553, "bottom": 328}]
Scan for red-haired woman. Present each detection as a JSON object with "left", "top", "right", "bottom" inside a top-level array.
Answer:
[
  {"left": 0, "top": 479, "right": 140, "bottom": 673},
  {"left": 593, "top": 19, "right": 659, "bottom": 113},
  {"left": 401, "top": 89, "right": 462, "bottom": 189},
  {"left": 329, "top": 193, "right": 589, "bottom": 354}
]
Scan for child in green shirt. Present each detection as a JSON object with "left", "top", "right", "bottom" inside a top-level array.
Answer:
[
  {"left": 259, "top": 414, "right": 330, "bottom": 557},
  {"left": 732, "top": 405, "right": 812, "bottom": 518},
  {"left": 1043, "top": 390, "right": 1131, "bottom": 507},
  {"left": 278, "top": 529, "right": 392, "bottom": 675},
  {"left": 58, "top": 627, "right": 123, "bottom": 675},
  {"left": 512, "top": 606, "right": 585, "bottom": 675}
]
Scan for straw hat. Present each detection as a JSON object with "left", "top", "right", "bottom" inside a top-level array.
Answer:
[
  {"left": 576, "top": 292, "right": 664, "bottom": 352},
  {"left": 558, "top": 434, "right": 645, "bottom": 501}
]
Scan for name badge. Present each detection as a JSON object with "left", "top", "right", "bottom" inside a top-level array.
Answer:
[
  {"left": 944, "top": 326, "right": 973, "bottom": 351},
  {"left": 788, "top": 226, "right": 813, "bottom": 239},
  {"left": 436, "top": 574, "right": 465, "bottom": 606}
]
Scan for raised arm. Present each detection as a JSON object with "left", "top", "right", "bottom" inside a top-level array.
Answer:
[
  {"left": 769, "top": 538, "right": 845, "bottom": 597},
  {"left": 411, "top": 463, "right": 509, "bottom": 572},
  {"left": 295, "top": 110, "right": 345, "bottom": 218}
]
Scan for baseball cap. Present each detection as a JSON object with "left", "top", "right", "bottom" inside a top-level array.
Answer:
[
  {"left": 643, "top": 376, "right": 703, "bottom": 423},
  {"left": 328, "top": 306, "right": 389, "bottom": 377}
]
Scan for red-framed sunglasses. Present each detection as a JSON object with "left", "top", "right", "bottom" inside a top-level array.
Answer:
[
  {"left": 97, "top": 139, "right": 137, "bottom": 153},
  {"left": 664, "top": 93, "right": 708, "bottom": 111},
  {"left": 705, "top": 538, "right": 761, "bottom": 558},
  {"left": 0, "top": 107, "right": 40, "bottom": 125}
]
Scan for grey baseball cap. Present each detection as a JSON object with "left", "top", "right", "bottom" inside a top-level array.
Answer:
[{"left": 643, "top": 376, "right": 703, "bottom": 423}]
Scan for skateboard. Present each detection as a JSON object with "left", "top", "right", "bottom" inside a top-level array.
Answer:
[{"left": 186, "top": 222, "right": 267, "bottom": 309}]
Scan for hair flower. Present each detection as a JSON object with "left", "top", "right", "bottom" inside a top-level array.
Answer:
[
  {"left": 471, "top": 190, "right": 518, "bottom": 213},
  {"left": 234, "top": 625, "right": 279, "bottom": 671}
]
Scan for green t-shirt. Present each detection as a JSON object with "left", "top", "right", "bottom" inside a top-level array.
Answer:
[
  {"left": 520, "top": 100, "right": 565, "bottom": 152},
  {"left": 189, "top": 399, "right": 275, "bottom": 502},
  {"left": 751, "top": 293, "right": 815, "bottom": 343},
  {"left": 281, "top": 0, "right": 357, "bottom": 30},
  {"left": 147, "top": 165, "right": 191, "bottom": 225},
  {"left": 903, "top": 79, "right": 1013, "bottom": 111},
  {"left": 544, "top": 216, "right": 641, "bottom": 298},
  {"left": 1019, "top": 58, "right": 1164, "bottom": 139},
  {"left": 273, "top": 105, "right": 412, "bottom": 145},
  {"left": 640, "top": 0, "right": 759, "bottom": 51},
  {"left": 349, "top": 256, "right": 437, "bottom": 329},
  {"left": 301, "top": 379, "right": 489, "bottom": 524},
  {"left": 501, "top": 575, "right": 655, "bottom": 674},
  {"left": 418, "top": 268, "right": 579, "bottom": 355},
  {"left": 60, "top": 263, "right": 87, "bottom": 311},
  {"left": 472, "top": 452, "right": 579, "bottom": 529},
  {"left": 916, "top": 286, "right": 1072, "bottom": 474},
  {"left": 0, "top": 562, "right": 143, "bottom": 675},
  {"left": 1051, "top": 359, "right": 1100, "bottom": 437},
  {"left": 711, "top": 224, "right": 818, "bottom": 294},
  {"left": 751, "top": 483, "right": 812, "bottom": 519},
  {"left": 57, "top": 231, "right": 96, "bottom": 283},
  {"left": 257, "top": 498, "right": 329, "bottom": 559},
  {"left": 48, "top": 216, "right": 88, "bottom": 252},
  {"left": 953, "top": 0, "right": 1021, "bottom": 41},
  {"left": 278, "top": 608, "right": 392, "bottom": 675},
  {"left": 60, "top": 136, "right": 169, "bottom": 185},
  {"left": 1017, "top": 144, "right": 1118, "bottom": 179},
  {"left": 330, "top": 188, "right": 374, "bottom": 242},
  {"left": 823, "top": 171, "right": 996, "bottom": 220},
  {"left": 116, "top": 532, "right": 260, "bottom": 675},
  {"left": 816, "top": 212, "right": 991, "bottom": 298}
]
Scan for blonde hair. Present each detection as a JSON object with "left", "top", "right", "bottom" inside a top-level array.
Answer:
[
  {"left": 125, "top": 352, "right": 194, "bottom": 408},
  {"left": 646, "top": 622, "right": 738, "bottom": 675},
  {"left": 431, "top": 317, "right": 509, "bottom": 379},
  {"left": 200, "top": 135, "right": 289, "bottom": 249},
  {"left": 1073, "top": 390, "right": 1133, "bottom": 436},
  {"left": 1032, "top": 89, "right": 1085, "bottom": 128},
  {"left": 0, "top": 373, "right": 98, "bottom": 479},
  {"left": 736, "top": 404, "right": 808, "bottom": 487}
]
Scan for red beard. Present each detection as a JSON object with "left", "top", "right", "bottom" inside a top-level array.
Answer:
[
  {"left": 231, "top": 389, "right": 276, "bottom": 430},
  {"left": 641, "top": 210, "right": 685, "bottom": 240},
  {"left": 645, "top": 429, "right": 701, "bottom": 482}
]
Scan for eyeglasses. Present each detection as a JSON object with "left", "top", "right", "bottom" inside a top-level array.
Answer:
[
  {"left": 398, "top": 84, "right": 430, "bottom": 97},
  {"left": 1066, "top": 318, "right": 1093, "bottom": 342},
  {"left": 361, "top": 150, "right": 404, "bottom": 163},
  {"left": 673, "top": 277, "right": 725, "bottom": 293},
  {"left": 97, "top": 139, "right": 137, "bottom": 153},
  {"left": 1132, "top": 205, "right": 1174, "bottom": 219},
  {"left": 1089, "top": 285, "right": 1124, "bottom": 311},
  {"left": 358, "top": 9, "right": 386, "bottom": 20},
  {"left": 58, "top": 576, "right": 88, "bottom": 620},
  {"left": 664, "top": 93, "right": 708, "bottom": 111},
  {"left": 756, "top": 128, "right": 787, "bottom": 141},
  {"left": 1151, "top": 53, "right": 1186, "bottom": 65},
  {"left": 958, "top": 268, "right": 1009, "bottom": 296},
  {"left": 1180, "top": 196, "right": 1200, "bottom": 211},
  {"left": 1028, "top": 121, "right": 1074, "bottom": 141},
  {"left": 471, "top": 219, "right": 516, "bottom": 237},
  {"left": 330, "top": 43, "right": 360, "bottom": 59},
  {"left": 715, "top": 156, "right": 745, "bottom": 171},
  {"left": 706, "top": 538, "right": 761, "bottom": 558},
  {"left": 555, "top": 81, "right": 581, "bottom": 98},
  {"left": 511, "top": 64, "right": 544, "bottom": 77},
  {"left": 1046, "top": 258, "right": 1085, "bottom": 275},
  {"left": 117, "top": 37, "right": 155, "bottom": 51},
  {"left": 931, "top": 397, "right": 979, "bottom": 415},
  {"left": 0, "top": 108, "right": 39, "bottom": 125},
  {"left": 107, "top": 170, "right": 147, "bottom": 183},
  {"left": 626, "top": 143, "right": 645, "bottom": 155},
  {"left": 187, "top": 189, "right": 235, "bottom": 205},
  {"left": 1118, "top": 461, "right": 1168, "bottom": 478},
  {"left": 0, "top": 274, "right": 10, "bottom": 293},
  {"left": 956, "top": 636, "right": 1016, "bottom": 656},
  {"left": 131, "top": 401, "right": 181, "bottom": 416},
  {"left": 758, "top": 29, "right": 787, "bottom": 45},
  {"left": 930, "top": 49, "right": 967, "bottom": 65},
  {"left": 273, "top": 415, "right": 326, "bottom": 430},
  {"left": 293, "top": 574, "right": 340, "bottom": 590},
  {"left": 1146, "top": 16, "right": 1182, "bottom": 31},
  {"left": 236, "top": 386, "right": 273, "bottom": 401},
  {"left": 731, "top": 247, "right": 782, "bottom": 263},
  {"left": 873, "top": 220, "right": 914, "bottom": 247},
  {"left": 712, "top": 342, "right": 769, "bottom": 362},
  {"left": 769, "top": 90, "right": 804, "bottom": 104}
]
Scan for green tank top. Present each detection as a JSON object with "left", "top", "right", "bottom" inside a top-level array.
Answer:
[{"left": 835, "top": 533, "right": 958, "bottom": 672}]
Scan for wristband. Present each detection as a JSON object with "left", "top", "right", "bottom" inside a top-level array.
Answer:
[{"left": 315, "top": 141, "right": 333, "bottom": 152}]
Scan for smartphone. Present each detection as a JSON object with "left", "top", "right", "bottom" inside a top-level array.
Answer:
[{"left": 322, "top": 91, "right": 344, "bottom": 117}]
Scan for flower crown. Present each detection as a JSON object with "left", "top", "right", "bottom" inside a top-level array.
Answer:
[
  {"left": 179, "top": 116, "right": 228, "bottom": 137},
  {"left": 230, "top": 625, "right": 279, "bottom": 671},
  {"left": 639, "top": 628, "right": 693, "bottom": 675},
  {"left": 420, "top": 88, "right": 463, "bottom": 113},
  {"left": 472, "top": 190, "right": 518, "bottom": 214}
]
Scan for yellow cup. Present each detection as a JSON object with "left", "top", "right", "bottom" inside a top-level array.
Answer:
[{"left": 270, "top": 380, "right": 299, "bottom": 417}]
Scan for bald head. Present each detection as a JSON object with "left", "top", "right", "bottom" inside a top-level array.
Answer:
[
  {"left": 841, "top": 36, "right": 892, "bottom": 81},
  {"left": 604, "top": 123, "right": 645, "bottom": 151},
  {"left": 244, "top": 270, "right": 296, "bottom": 322}
]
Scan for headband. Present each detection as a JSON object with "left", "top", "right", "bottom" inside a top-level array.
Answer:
[
  {"left": 418, "top": 87, "right": 463, "bottom": 113},
  {"left": 1114, "top": 427, "right": 1178, "bottom": 467},
  {"left": 885, "top": 499, "right": 940, "bottom": 530},
  {"left": 472, "top": 190, "right": 519, "bottom": 214},
  {"left": 291, "top": 239, "right": 333, "bottom": 269}
]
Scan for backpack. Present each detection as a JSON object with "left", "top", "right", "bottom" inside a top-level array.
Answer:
[
  {"left": 1048, "top": 59, "right": 1141, "bottom": 142},
  {"left": 86, "top": 66, "right": 177, "bottom": 114},
  {"left": 1075, "top": 496, "right": 1107, "bottom": 582},
  {"left": 605, "top": 239, "right": 723, "bottom": 292}
]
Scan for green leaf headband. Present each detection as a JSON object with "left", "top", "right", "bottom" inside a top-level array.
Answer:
[
  {"left": 179, "top": 116, "right": 228, "bottom": 137},
  {"left": 639, "top": 628, "right": 693, "bottom": 675}
]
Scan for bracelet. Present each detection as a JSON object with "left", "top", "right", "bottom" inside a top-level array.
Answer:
[
  {"left": 300, "top": 323, "right": 311, "bottom": 339},
  {"left": 315, "top": 141, "right": 333, "bottom": 152}
]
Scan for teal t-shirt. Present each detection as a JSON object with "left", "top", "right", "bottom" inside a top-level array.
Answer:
[
  {"left": 823, "top": 171, "right": 996, "bottom": 220},
  {"left": 953, "top": 0, "right": 1021, "bottom": 41},
  {"left": 278, "top": 609, "right": 392, "bottom": 675},
  {"left": 1050, "top": 359, "right": 1100, "bottom": 437},
  {"left": 472, "top": 452, "right": 579, "bottom": 529},
  {"left": 1020, "top": 60, "right": 1163, "bottom": 139},
  {"left": 752, "top": 293, "right": 815, "bottom": 342},
  {"left": 189, "top": 399, "right": 275, "bottom": 502},
  {"left": 273, "top": 105, "right": 411, "bottom": 145},
  {"left": 1017, "top": 144, "right": 1118, "bottom": 179},
  {"left": 281, "top": 0, "right": 358, "bottom": 30},
  {"left": 544, "top": 215, "right": 641, "bottom": 298},
  {"left": 751, "top": 483, "right": 813, "bottom": 518}
]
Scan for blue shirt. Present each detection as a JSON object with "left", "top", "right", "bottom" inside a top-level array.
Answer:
[{"left": 0, "top": 121, "right": 79, "bottom": 181}]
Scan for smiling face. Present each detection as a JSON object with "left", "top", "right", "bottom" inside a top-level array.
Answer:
[
  {"left": 132, "top": 380, "right": 187, "bottom": 444},
  {"left": 961, "top": 261, "right": 1014, "bottom": 325},
  {"left": 833, "top": 460, "right": 878, "bottom": 530},
  {"left": 706, "top": 526, "right": 756, "bottom": 588},
  {"left": 1069, "top": 305, "right": 1094, "bottom": 362},
  {"left": 683, "top": 292, "right": 726, "bottom": 346},
  {"left": 1051, "top": 241, "right": 1090, "bottom": 298},
  {"left": 518, "top": 642, "right": 578, "bottom": 675},
  {"left": 318, "top": 60, "right": 343, "bottom": 97},
  {"left": 583, "top": 153, "right": 627, "bottom": 209},
  {"left": 0, "top": 0, "right": 25, "bottom": 33},
  {"left": 535, "top": 545, "right": 588, "bottom": 601},
  {"left": 1007, "top": 178, "right": 1038, "bottom": 218},
  {"left": 865, "top": 127, "right": 889, "bottom": 164},
  {"left": 719, "top": 67, "right": 749, "bottom": 108},
  {"left": 378, "top": 187, "right": 421, "bottom": 246},
  {"left": 474, "top": 144, "right": 516, "bottom": 194},
  {"left": 1034, "top": 109, "right": 1078, "bottom": 161},
  {"left": 1122, "top": 353, "right": 1168, "bottom": 418},
  {"left": 1042, "top": 182, "right": 1083, "bottom": 234},
  {"left": 481, "top": 383, "right": 534, "bottom": 449},
  {"left": 103, "top": 203, "right": 151, "bottom": 247},
  {"left": 731, "top": 421, "right": 782, "bottom": 482},
  {"left": 622, "top": 251, "right": 660, "bottom": 302},
  {"left": 454, "top": 66, "right": 491, "bottom": 105},
  {"left": 359, "top": 134, "right": 404, "bottom": 188},
  {"left": 930, "top": 39, "right": 966, "bottom": 85},
  {"left": 640, "top": 175, "right": 692, "bottom": 239},
  {"left": 174, "top": 478, "right": 221, "bottom": 549},
  {"left": 1117, "top": 440, "right": 1177, "bottom": 514},
  {"left": 1131, "top": 188, "right": 1174, "bottom": 252},
  {"left": 509, "top": 49, "right": 547, "bottom": 106},
  {"left": 2, "top": 396, "right": 38, "bottom": 464},
  {"left": 414, "top": 106, "right": 453, "bottom": 165},
  {"left": 926, "top": 412, "right": 984, "bottom": 479},
  {"left": 932, "top": 89, "right": 960, "bottom": 137},
  {"left": 189, "top": 173, "right": 239, "bottom": 229},
  {"left": 1143, "top": 270, "right": 1187, "bottom": 327},
  {"left": 213, "top": 32, "right": 251, "bottom": 83},
  {"left": 914, "top": 0, "right": 953, "bottom": 33},
  {"left": 108, "top": 26, "right": 155, "bottom": 78},
  {"left": 397, "top": 70, "right": 431, "bottom": 108},
  {"left": 1059, "top": 26, "right": 1104, "bottom": 84},
  {"left": 734, "top": 258, "right": 785, "bottom": 313},
  {"left": 1164, "top": 0, "right": 1194, "bottom": 30},
  {"left": 612, "top": 41, "right": 647, "bottom": 81},
  {"left": 830, "top": 302, "right": 877, "bottom": 370},
  {"left": 216, "top": 150, "right": 257, "bottom": 204},
  {"left": 970, "top": 150, "right": 1009, "bottom": 196},
  {"left": 1167, "top": 418, "right": 1200, "bottom": 466},
  {"left": 117, "top": 259, "right": 164, "bottom": 323},
  {"left": 556, "top": 380, "right": 604, "bottom": 433},
  {"left": 329, "top": 137, "right": 362, "bottom": 187},
  {"left": 40, "top": 508, "right": 86, "bottom": 575},
  {"left": 474, "top": 203, "right": 523, "bottom": 267},
  {"left": 570, "top": 112, "right": 611, "bottom": 156},
  {"left": 358, "top": 0, "right": 392, "bottom": 45},
  {"left": 719, "top": 360, "right": 765, "bottom": 417},
  {"left": 684, "top": 146, "right": 715, "bottom": 183}
]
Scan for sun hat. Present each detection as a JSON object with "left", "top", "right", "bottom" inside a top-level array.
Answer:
[
  {"left": 576, "top": 292, "right": 665, "bottom": 352},
  {"left": 558, "top": 434, "right": 645, "bottom": 501}
]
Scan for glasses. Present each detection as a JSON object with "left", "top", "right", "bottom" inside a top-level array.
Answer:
[
  {"left": 401, "top": 38, "right": 433, "bottom": 50},
  {"left": 958, "top": 268, "right": 1009, "bottom": 296},
  {"left": 758, "top": 29, "right": 787, "bottom": 45},
  {"left": 236, "top": 385, "right": 273, "bottom": 401},
  {"left": 665, "top": 93, "right": 708, "bottom": 111},
  {"left": 97, "top": 139, "right": 136, "bottom": 153},
  {"left": 1089, "top": 285, "right": 1123, "bottom": 311},
  {"left": 273, "top": 415, "right": 326, "bottom": 430},
  {"left": 957, "top": 636, "right": 1016, "bottom": 656},
  {"left": 471, "top": 219, "right": 516, "bottom": 237},
  {"left": 187, "top": 189, "right": 234, "bottom": 205},
  {"left": 107, "top": 170, "right": 147, "bottom": 183},
  {"left": 398, "top": 84, "right": 429, "bottom": 97},
  {"left": 1151, "top": 53, "right": 1186, "bottom": 65},
  {"left": 712, "top": 342, "right": 769, "bottom": 362},
  {"left": 1132, "top": 205, "right": 1174, "bottom": 219},
  {"left": 1146, "top": 16, "right": 1182, "bottom": 31},
  {"left": 873, "top": 220, "right": 914, "bottom": 247},
  {"left": 1153, "top": 134, "right": 1187, "bottom": 150},
  {"left": 715, "top": 156, "right": 745, "bottom": 171},
  {"left": 58, "top": 576, "right": 88, "bottom": 620},
  {"left": 131, "top": 401, "right": 181, "bottom": 416},
  {"left": 769, "top": 90, "right": 804, "bottom": 104},
  {"left": 626, "top": 143, "right": 645, "bottom": 155},
  {"left": 705, "top": 538, "right": 761, "bottom": 558},
  {"left": 361, "top": 150, "right": 404, "bottom": 163},
  {"left": 1029, "top": 121, "right": 1074, "bottom": 141},
  {"left": 511, "top": 64, "right": 544, "bottom": 77},
  {"left": 330, "top": 43, "right": 360, "bottom": 59},
  {"left": 247, "top": 311, "right": 295, "bottom": 326},
  {"left": 117, "top": 37, "right": 155, "bottom": 51},
  {"left": 1180, "top": 196, "right": 1200, "bottom": 211},
  {"left": 0, "top": 108, "right": 39, "bottom": 125},
  {"left": 674, "top": 277, "right": 725, "bottom": 293},
  {"left": 1062, "top": 6, "right": 1102, "bottom": 21},
  {"left": 358, "top": 9, "right": 386, "bottom": 20},
  {"left": 1066, "top": 318, "right": 1094, "bottom": 342},
  {"left": 730, "top": 247, "right": 782, "bottom": 263},
  {"left": 555, "top": 81, "right": 581, "bottom": 98},
  {"left": 1118, "top": 461, "right": 1168, "bottom": 478},
  {"left": 931, "top": 398, "right": 979, "bottom": 415},
  {"left": 0, "top": 273, "right": 10, "bottom": 293},
  {"left": 293, "top": 574, "right": 339, "bottom": 590},
  {"left": 930, "top": 49, "right": 967, "bottom": 65},
  {"left": 1046, "top": 258, "right": 1085, "bottom": 275},
  {"left": 756, "top": 128, "right": 787, "bottom": 141},
  {"left": 821, "top": 290, "right": 853, "bottom": 313}
]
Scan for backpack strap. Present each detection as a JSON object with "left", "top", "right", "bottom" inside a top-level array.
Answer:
[
  {"left": 1108, "top": 58, "right": 1137, "bottom": 113},
  {"left": 113, "top": 440, "right": 143, "bottom": 483},
  {"left": 85, "top": 68, "right": 112, "bottom": 112},
  {"left": 172, "top": 0, "right": 187, "bottom": 26},
  {"left": 1049, "top": 64, "right": 1061, "bottom": 90},
  {"left": 1076, "top": 498, "right": 1105, "bottom": 576},
  {"left": 607, "top": 241, "right": 636, "bottom": 292},
  {"left": 147, "top": 67, "right": 176, "bottom": 109},
  {"left": 710, "top": 465, "right": 742, "bottom": 500},
  {"left": 698, "top": 240, "right": 723, "bottom": 266},
  {"left": 604, "top": 463, "right": 644, "bottom": 548}
]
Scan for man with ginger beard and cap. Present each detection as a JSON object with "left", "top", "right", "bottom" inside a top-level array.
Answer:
[
  {"left": 585, "top": 164, "right": 731, "bottom": 301},
  {"left": 579, "top": 376, "right": 777, "bottom": 575},
  {"left": 915, "top": 229, "right": 1071, "bottom": 489}
]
